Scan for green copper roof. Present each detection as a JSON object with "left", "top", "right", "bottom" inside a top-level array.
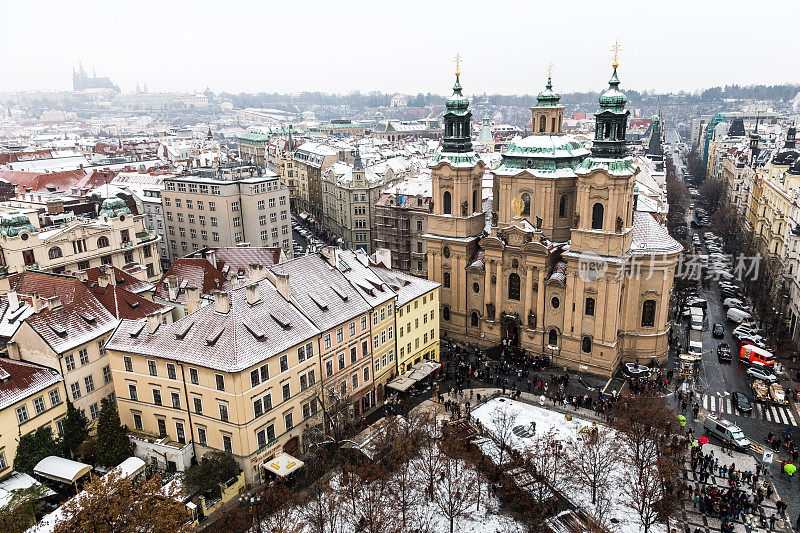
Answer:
[
  {"left": 430, "top": 152, "right": 480, "bottom": 168},
  {"left": 0, "top": 215, "right": 36, "bottom": 237},
  {"left": 446, "top": 74, "right": 470, "bottom": 115},
  {"left": 575, "top": 157, "right": 636, "bottom": 176},
  {"left": 535, "top": 77, "right": 561, "bottom": 108},
  {"left": 598, "top": 68, "right": 627, "bottom": 110},
  {"left": 99, "top": 198, "right": 131, "bottom": 218}
]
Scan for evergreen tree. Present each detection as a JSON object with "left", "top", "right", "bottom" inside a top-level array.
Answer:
[
  {"left": 14, "top": 426, "right": 60, "bottom": 475},
  {"left": 95, "top": 398, "right": 133, "bottom": 467},
  {"left": 61, "top": 400, "right": 89, "bottom": 458}
]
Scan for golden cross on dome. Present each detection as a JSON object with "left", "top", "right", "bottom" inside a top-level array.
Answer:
[
  {"left": 611, "top": 41, "right": 621, "bottom": 69},
  {"left": 546, "top": 62, "right": 554, "bottom": 79},
  {"left": 455, "top": 54, "right": 461, "bottom": 77}
]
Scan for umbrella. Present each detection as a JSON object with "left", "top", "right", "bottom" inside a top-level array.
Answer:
[
  {"left": 784, "top": 463, "right": 796, "bottom": 475},
  {"left": 677, "top": 415, "right": 687, "bottom": 427},
  {"left": 698, "top": 436, "right": 709, "bottom": 445}
]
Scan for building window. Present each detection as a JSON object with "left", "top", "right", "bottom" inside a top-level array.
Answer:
[
  {"left": 280, "top": 355, "right": 288, "bottom": 372},
  {"left": 48, "top": 246, "right": 63, "bottom": 260},
  {"left": 89, "top": 403, "right": 99, "bottom": 421},
  {"left": 49, "top": 389, "right": 61, "bottom": 406},
  {"left": 508, "top": 273, "right": 520, "bottom": 300},
  {"left": 65, "top": 354, "right": 76, "bottom": 372},
  {"left": 471, "top": 311, "right": 479, "bottom": 327},
  {"left": 591, "top": 203, "right": 604, "bottom": 230},
  {"left": 443, "top": 272, "right": 450, "bottom": 288},
  {"left": 582, "top": 336, "right": 592, "bottom": 353},
  {"left": 167, "top": 363, "right": 176, "bottom": 380},
  {"left": 193, "top": 397, "right": 203, "bottom": 414},
  {"left": 521, "top": 193, "right": 531, "bottom": 216},
  {"left": 79, "top": 349, "right": 89, "bottom": 366},
  {"left": 133, "top": 413, "right": 143, "bottom": 430},
  {"left": 585, "top": 297, "right": 595, "bottom": 316},
  {"left": 222, "top": 435, "right": 232, "bottom": 452},
  {"left": 285, "top": 412, "right": 294, "bottom": 431},
  {"left": 176, "top": 422, "right": 186, "bottom": 444},
  {"left": 84, "top": 375, "right": 95, "bottom": 393},
  {"left": 189, "top": 368, "right": 199, "bottom": 384},
  {"left": 16, "top": 405, "right": 29, "bottom": 424},
  {"left": 219, "top": 404, "right": 229, "bottom": 422},
  {"left": 559, "top": 194, "right": 567, "bottom": 219},
  {"left": 128, "top": 384, "right": 137, "bottom": 401},
  {"left": 215, "top": 374, "right": 225, "bottom": 391},
  {"left": 103, "top": 365, "right": 112, "bottom": 384},
  {"left": 148, "top": 360, "right": 157, "bottom": 376},
  {"left": 443, "top": 191, "right": 451, "bottom": 214},
  {"left": 442, "top": 305, "right": 450, "bottom": 321},
  {"left": 171, "top": 392, "right": 181, "bottom": 409},
  {"left": 152, "top": 388, "right": 162, "bottom": 406},
  {"left": 551, "top": 296, "right": 560, "bottom": 309},
  {"left": 123, "top": 356, "right": 133, "bottom": 372},
  {"left": 282, "top": 383, "right": 291, "bottom": 402},
  {"left": 641, "top": 300, "right": 656, "bottom": 328},
  {"left": 548, "top": 329, "right": 558, "bottom": 347}
]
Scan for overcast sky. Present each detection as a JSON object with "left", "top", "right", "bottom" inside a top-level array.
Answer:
[{"left": 3, "top": 0, "right": 798, "bottom": 96}]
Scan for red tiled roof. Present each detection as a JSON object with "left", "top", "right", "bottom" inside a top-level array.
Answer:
[
  {"left": 82, "top": 266, "right": 154, "bottom": 294},
  {"left": 154, "top": 258, "right": 228, "bottom": 304},
  {"left": 0, "top": 169, "right": 88, "bottom": 193},
  {"left": 0, "top": 358, "right": 62, "bottom": 411},
  {"left": 11, "top": 271, "right": 85, "bottom": 305},
  {"left": 208, "top": 247, "right": 282, "bottom": 277},
  {"left": 89, "top": 284, "right": 171, "bottom": 320}
]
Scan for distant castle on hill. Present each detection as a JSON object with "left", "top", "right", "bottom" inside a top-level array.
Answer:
[{"left": 72, "top": 63, "right": 119, "bottom": 92}]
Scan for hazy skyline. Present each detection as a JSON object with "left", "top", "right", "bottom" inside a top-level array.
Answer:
[{"left": 3, "top": 0, "right": 799, "bottom": 96}]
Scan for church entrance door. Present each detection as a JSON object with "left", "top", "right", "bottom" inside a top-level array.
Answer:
[{"left": 502, "top": 317, "right": 520, "bottom": 347}]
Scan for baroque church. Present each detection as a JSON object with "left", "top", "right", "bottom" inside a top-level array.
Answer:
[{"left": 423, "top": 60, "right": 682, "bottom": 376}]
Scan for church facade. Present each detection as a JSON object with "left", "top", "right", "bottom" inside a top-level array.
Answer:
[{"left": 423, "top": 62, "right": 681, "bottom": 376}]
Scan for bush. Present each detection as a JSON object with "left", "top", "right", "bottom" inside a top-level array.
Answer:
[{"left": 183, "top": 451, "right": 240, "bottom": 498}]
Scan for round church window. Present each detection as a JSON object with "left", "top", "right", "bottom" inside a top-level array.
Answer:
[
  {"left": 473, "top": 282, "right": 480, "bottom": 293},
  {"left": 551, "top": 297, "right": 560, "bottom": 309},
  {"left": 443, "top": 246, "right": 451, "bottom": 258}
]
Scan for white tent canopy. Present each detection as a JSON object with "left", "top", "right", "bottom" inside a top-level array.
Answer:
[
  {"left": 33, "top": 456, "right": 92, "bottom": 485},
  {"left": 387, "top": 360, "right": 439, "bottom": 392},
  {"left": 263, "top": 453, "right": 303, "bottom": 477}
]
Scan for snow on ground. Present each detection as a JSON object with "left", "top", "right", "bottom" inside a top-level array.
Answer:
[{"left": 471, "top": 397, "right": 667, "bottom": 533}]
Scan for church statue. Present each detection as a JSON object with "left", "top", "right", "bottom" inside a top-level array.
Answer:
[
  {"left": 486, "top": 303, "right": 495, "bottom": 320},
  {"left": 461, "top": 201, "right": 469, "bottom": 216},
  {"left": 616, "top": 216, "right": 623, "bottom": 233},
  {"left": 491, "top": 211, "right": 498, "bottom": 226},
  {"left": 573, "top": 211, "right": 580, "bottom": 226},
  {"left": 528, "top": 310, "right": 536, "bottom": 329}
]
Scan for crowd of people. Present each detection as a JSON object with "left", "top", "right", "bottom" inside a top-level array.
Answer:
[{"left": 688, "top": 445, "right": 789, "bottom": 531}]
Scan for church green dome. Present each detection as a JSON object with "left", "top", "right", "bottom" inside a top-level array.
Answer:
[
  {"left": 598, "top": 68, "right": 627, "bottom": 110},
  {"left": 445, "top": 75, "right": 470, "bottom": 115},
  {"left": 535, "top": 77, "right": 561, "bottom": 107}
]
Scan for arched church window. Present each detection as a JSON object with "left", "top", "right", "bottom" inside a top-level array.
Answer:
[
  {"left": 508, "top": 273, "right": 520, "bottom": 300},
  {"left": 443, "top": 272, "right": 450, "bottom": 288},
  {"left": 521, "top": 193, "right": 531, "bottom": 216},
  {"left": 641, "top": 300, "right": 656, "bottom": 328},
  {"left": 48, "top": 246, "right": 63, "bottom": 260},
  {"left": 443, "top": 191, "right": 451, "bottom": 215},
  {"left": 581, "top": 336, "right": 592, "bottom": 353},
  {"left": 539, "top": 115, "right": 546, "bottom": 133},
  {"left": 548, "top": 329, "right": 558, "bottom": 347},
  {"left": 551, "top": 117, "right": 556, "bottom": 132},
  {"left": 511, "top": 259, "right": 519, "bottom": 269},
  {"left": 591, "top": 203, "right": 604, "bottom": 230},
  {"left": 473, "top": 190, "right": 478, "bottom": 213},
  {"left": 470, "top": 311, "right": 479, "bottom": 327},
  {"left": 558, "top": 195, "right": 567, "bottom": 219},
  {"left": 442, "top": 246, "right": 450, "bottom": 259},
  {"left": 442, "top": 306, "right": 451, "bottom": 321},
  {"left": 604, "top": 123, "right": 611, "bottom": 139}
]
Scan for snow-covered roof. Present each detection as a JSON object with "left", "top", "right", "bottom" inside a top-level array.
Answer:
[{"left": 33, "top": 456, "right": 92, "bottom": 484}]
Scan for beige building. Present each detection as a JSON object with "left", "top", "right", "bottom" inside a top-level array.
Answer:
[
  {"left": 0, "top": 202, "right": 161, "bottom": 282},
  {"left": 162, "top": 170, "right": 292, "bottom": 262},
  {"left": 293, "top": 143, "right": 345, "bottom": 222},
  {"left": 0, "top": 358, "right": 67, "bottom": 480},
  {"left": 321, "top": 156, "right": 404, "bottom": 253},
  {"left": 424, "top": 70, "right": 681, "bottom": 376}
]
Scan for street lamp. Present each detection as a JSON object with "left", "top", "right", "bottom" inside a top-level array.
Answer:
[{"left": 249, "top": 495, "right": 262, "bottom": 533}]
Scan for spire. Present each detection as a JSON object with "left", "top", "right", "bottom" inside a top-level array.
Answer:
[
  {"left": 591, "top": 44, "right": 630, "bottom": 159},
  {"left": 442, "top": 55, "right": 473, "bottom": 153},
  {"left": 287, "top": 124, "right": 294, "bottom": 152},
  {"left": 353, "top": 145, "right": 364, "bottom": 170}
]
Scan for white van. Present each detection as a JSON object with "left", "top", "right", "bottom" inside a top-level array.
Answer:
[
  {"left": 703, "top": 416, "right": 750, "bottom": 451},
  {"left": 723, "top": 298, "right": 744, "bottom": 309},
  {"left": 688, "top": 340, "right": 703, "bottom": 358},
  {"left": 690, "top": 307, "right": 704, "bottom": 331},
  {"left": 727, "top": 308, "right": 752, "bottom": 323}
]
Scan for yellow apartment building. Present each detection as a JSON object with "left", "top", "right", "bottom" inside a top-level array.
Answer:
[{"left": 0, "top": 358, "right": 67, "bottom": 480}]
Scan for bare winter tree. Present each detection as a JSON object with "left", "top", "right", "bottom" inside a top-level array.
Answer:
[
  {"left": 302, "top": 481, "right": 342, "bottom": 533},
  {"left": 523, "top": 428, "right": 568, "bottom": 503},
  {"left": 354, "top": 463, "right": 399, "bottom": 533},
  {"left": 565, "top": 426, "right": 618, "bottom": 520},
  {"left": 433, "top": 449, "right": 479, "bottom": 533},
  {"left": 386, "top": 436, "right": 422, "bottom": 529},
  {"left": 259, "top": 483, "right": 303, "bottom": 533},
  {"left": 414, "top": 440, "right": 443, "bottom": 501},
  {"left": 488, "top": 404, "right": 519, "bottom": 467},
  {"left": 623, "top": 457, "right": 664, "bottom": 533}
]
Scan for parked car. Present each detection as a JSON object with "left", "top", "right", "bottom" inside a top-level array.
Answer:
[
  {"left": 717, "top": 342, "right": 732, "bottom": 362},
  {"left": 685, "top": 297, "right": 708, "bottom": 309},
  {"left": 712, "top": 323, "right": 724, "bottom": 338},
  {"left": 723, "top": 298, "right": 745, "bottom": 309},
  {"left": 732, "top": 391, "right": 753, "bottom": 414},
  {"left": 746, "top": 366, "right": 778, "bottom": 384},
  {"left": 727, "top": 308, "right": 752, "bottom": 323},
  {"left": 703, "top": 416, "right": 751, "bottom": 451}
]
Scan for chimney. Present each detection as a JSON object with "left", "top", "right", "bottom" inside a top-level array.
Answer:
[
  {"left": 247, "top": 263, "right": 264, "bottom": 282},
  {"left": 98, "top": 272, "right": 111, "bottom": 288},
  {"left": 375, "top": 248, "right": 392, "bottom": 269},
  {"left": 6, "top": 340, "right": 19, "bottom": 360},
  {"left": 320, "top": 246, "right": 339, "bottom": 266},
  {"left": 274, "top": 272, "right": 291, "bottom": 300},
  {"left": 167, "top": 275, "right": 178, "bottom": 300},
  {"left": 185, "top": 286, "right": 201, "bottom": 314},
  {"left": 246, "top": 282, "right": 261, "bottom": 305},
  {"left": 213, "top": 291, "right": 230, "bottom": 314},
  {"left": 74, "top": 270, "right": 88, "bottom": 282},
  {"left": 146, "top": 312, "right": 161, "bottom": 334},
  {"left": 231, "top": 277, "right": 239, "bottom": 290},
  {"left": 44, "top": 295, "right": 62, "bottom": 309},
  {"left": 205, "top": 249, "right": 217, "bottom": 269},
  {"left": 7, "top": 290, "right": 19, "bottom": 310},
  {"left": 32, "top": 294, "right": 46, "bottom": 313}
]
